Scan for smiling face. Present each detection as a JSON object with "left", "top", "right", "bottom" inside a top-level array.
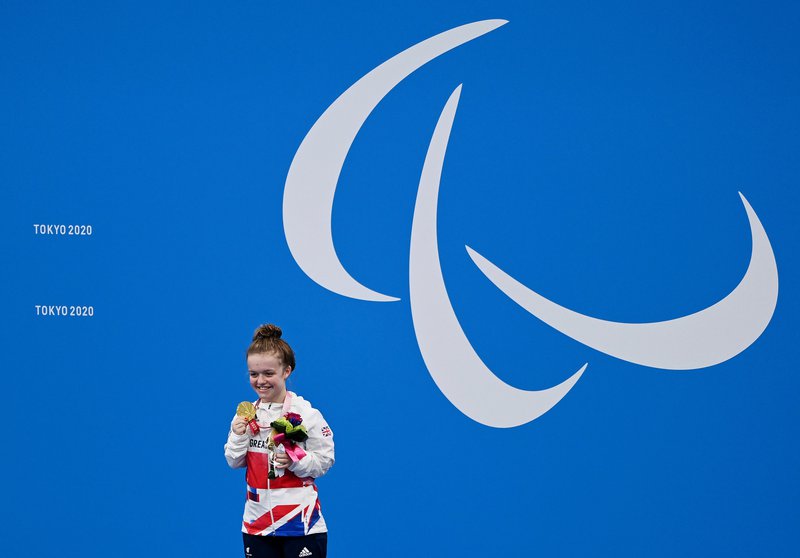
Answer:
[{"left": 248, "top": 352, "right": 292, "bottom": 403}]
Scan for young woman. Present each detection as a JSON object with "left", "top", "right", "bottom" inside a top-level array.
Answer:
[{"left": 225, "top": 324, "right": 334, "bottom": 558}]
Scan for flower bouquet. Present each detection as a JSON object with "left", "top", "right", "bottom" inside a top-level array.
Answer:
[{"left": 268, "top": 412, "right": 308, "bottom": 478}]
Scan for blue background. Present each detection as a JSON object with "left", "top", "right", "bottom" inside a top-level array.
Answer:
[{"left": 2, "top": 1, "right": 798, "bottom": 556}]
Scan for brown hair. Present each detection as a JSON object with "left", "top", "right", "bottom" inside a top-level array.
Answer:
[{"left": 246, "top": 324, "right": 296, "bottom": 371}]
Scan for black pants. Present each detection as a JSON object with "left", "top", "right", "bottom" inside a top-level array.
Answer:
[{"left": 243, "top": 532, "right": 327, "bottom": 558}]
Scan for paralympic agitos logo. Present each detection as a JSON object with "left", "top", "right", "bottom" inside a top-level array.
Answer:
[{"left": 282, "top": 20, "right": 779, "bottom": 428}]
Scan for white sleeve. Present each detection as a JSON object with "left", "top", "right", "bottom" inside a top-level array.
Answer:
[
  {"left": 287, "top": 408, "right": 335, "bottom": 479},
  {"left": 224, "top": 415, "right": 250, "bottom": 469}
]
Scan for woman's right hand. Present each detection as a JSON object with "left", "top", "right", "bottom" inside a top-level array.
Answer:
[{"left": 231, "top": 415, "right": 248, "bottom": 435}]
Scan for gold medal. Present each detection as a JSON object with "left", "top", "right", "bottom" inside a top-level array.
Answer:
[
  {"left": 236, "top": 401, "right": 257, "bottom": 421},
  {"left": 236, "top": 401, "right": 260, "bottom": 435}
]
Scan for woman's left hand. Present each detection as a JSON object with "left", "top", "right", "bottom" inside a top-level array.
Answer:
[{"left": 274, "top": 451, "right": 291, "bottom": 470}]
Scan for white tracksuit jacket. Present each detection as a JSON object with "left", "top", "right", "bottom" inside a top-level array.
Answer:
[{"left": 224, "top": 392, "right": 335, "bottom": 536}]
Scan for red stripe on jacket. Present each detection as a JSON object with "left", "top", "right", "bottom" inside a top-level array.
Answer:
[{"left": 246, "top": 451, "right": 311, "bottom": 489}]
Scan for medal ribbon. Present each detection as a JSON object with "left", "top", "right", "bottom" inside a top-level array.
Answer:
[{"left": 247, "top": 418, "right": 260, "bottom": 435}]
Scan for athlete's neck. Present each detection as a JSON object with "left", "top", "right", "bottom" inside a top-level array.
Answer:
[{"left": 261, "top": 390, "right": 286, "bottom": 405}]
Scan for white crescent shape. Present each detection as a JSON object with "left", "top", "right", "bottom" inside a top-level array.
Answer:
[
  {"left": 409, "top": 85, "right": 586, "bottom": 428},
  {"left": 284, "top": 19, "right": 508, "bottom": 302},
  {"left": 466, "top": 194, "right": 779, "bottom": 370}
]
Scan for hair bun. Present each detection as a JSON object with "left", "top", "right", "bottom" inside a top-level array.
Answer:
[{"left": 253, "top": 324, "right": 282, "bottom": 341}]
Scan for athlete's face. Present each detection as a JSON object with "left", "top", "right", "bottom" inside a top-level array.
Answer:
[{"left": 248, "top": 352, "right": 292, "bottom": 403}]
